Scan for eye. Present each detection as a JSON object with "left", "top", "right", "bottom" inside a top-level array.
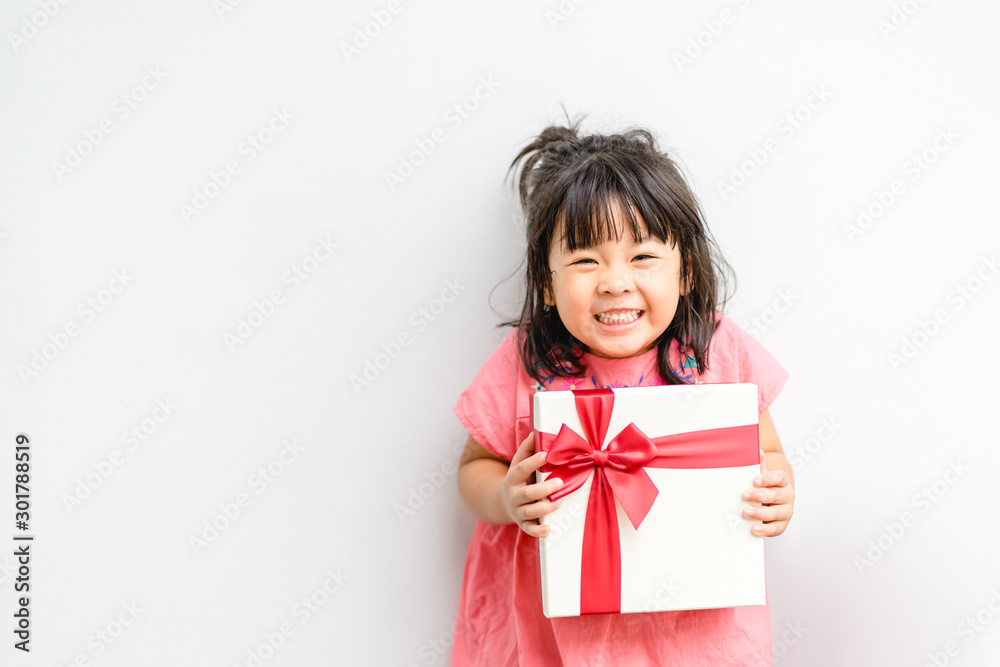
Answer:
[
  {"left": 570, "top": 258, "right": 597, "bottom": 265},
  {"left": 633, "top": 254, "right": 655, "bottom": 261}
]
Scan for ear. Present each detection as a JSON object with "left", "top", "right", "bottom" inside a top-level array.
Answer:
[{"left": 543, "top": 288, "right": 555, "bottom": 307}]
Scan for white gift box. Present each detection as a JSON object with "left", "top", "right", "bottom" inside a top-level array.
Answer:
[{"left": 532, "top": 384, "right": 766, "bottom": 618}]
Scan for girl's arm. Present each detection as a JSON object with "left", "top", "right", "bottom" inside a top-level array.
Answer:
[
  {"left": 760, "top": 410, "right": 793, "bottom": 488},
  {"left": 457, "top": 432, "right": 564, "bottom": 537},
  {"left": 744, "top": 409, "right": 795, "bottom": 537}
]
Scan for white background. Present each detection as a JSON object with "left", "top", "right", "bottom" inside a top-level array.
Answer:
[{"left": 1, "top": 1, "right": 998, "bottom": 666}]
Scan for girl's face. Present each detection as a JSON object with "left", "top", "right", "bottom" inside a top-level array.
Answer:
[{"left": 544, "top": 202, "right": 685, "bottom": 359}]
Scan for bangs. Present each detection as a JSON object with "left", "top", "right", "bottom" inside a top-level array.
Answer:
[{"left": 555, "top": 155, "right": 679, "bottom": 252}]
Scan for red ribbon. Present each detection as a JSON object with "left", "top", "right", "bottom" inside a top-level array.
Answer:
[{"left": 535, "top": 388, "right": 758, "bottom": 615}]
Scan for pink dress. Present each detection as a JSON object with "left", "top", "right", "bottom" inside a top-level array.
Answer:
[{"left": 451, "top": 314, "right": 790, "bottom": 667}]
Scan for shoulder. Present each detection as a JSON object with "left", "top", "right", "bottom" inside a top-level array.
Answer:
[
  {"left": 710, "top": 312, "right": 770, "bottom": 356},
  {"left": 710, "top": 312, "right": 740, "bottom": 344},
  {"left": 706, "top": 313, "right": 751, "bottom": 361},
  {"left": 453, "top": 327, "right": 530, "bottom": 460},
  {"left": 711, "top": 313, "right": 781, "bottom": 365},
  {"left": 480, "top": 327, "right": 525, "bottom": 377},
  {"left": 707, "top": 313, "right": 790, "bottom": 413}
]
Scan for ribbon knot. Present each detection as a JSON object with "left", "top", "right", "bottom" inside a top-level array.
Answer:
[{"left": 538, "top": 390, "right": 660, "bottom": 530}]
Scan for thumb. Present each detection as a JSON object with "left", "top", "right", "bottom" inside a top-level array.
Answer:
[{"left": 759, "top": 449, "right": 768, "bottom": 475}]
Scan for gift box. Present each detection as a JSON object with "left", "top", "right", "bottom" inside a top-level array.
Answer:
[{"left": 532, "top": 384, "right": 765, "bottom": 618}]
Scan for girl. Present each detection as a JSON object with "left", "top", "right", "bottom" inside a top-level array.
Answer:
[{"left": 452, "top": 116, "right": 795, "bottom": 666}]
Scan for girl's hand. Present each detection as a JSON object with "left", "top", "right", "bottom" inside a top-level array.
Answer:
[
  {"left": 500, "top": 432, "right": 565, "bottom": 538},
  {"left": 742, "top": 448, "right": 794, "bottom": 537}
]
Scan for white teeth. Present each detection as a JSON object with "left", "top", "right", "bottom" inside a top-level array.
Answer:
[{"left": 596, "top": 309, "right": 641, "bottom": 324}]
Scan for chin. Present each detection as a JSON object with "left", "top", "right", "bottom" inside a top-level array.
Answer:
[{"left": 592, "top": 344, "right": 647, "bottom": 359}]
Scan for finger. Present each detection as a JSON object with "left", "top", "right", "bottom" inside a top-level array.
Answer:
[
  {"left": 509, "top": 451, "right": 550, "bottom": 486},
  {"left": 751, "top": 520, "right": 788, "bottom": 538},
  {"left": 743, "top": 504, "right": 792, "bottom": 523},
  {"left": 509, "top": 431, "right": 536, "bottom": 469},
  {"left": 517, "top": 476, "right": 564, "bottom": 504},
  {"left": 520, "top": 499, "right": 562, "bottom": 521},
  {"left": 754, "top": 469, "right": 790, "bottom": 489},
  {"left": 742, "top": 486, "right": 791, "bottom": 505},
  {"left": 508, "top": 432, "right": 546, "bottom": 477},
  {"left": 517, "top": 519, "right": 552, "bottom": 537},
  {"left": 520, "top": 519, "right": 549, "bottom": 538}
]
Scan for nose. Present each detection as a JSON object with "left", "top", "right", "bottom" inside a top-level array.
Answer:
[{"left": 597, "top": 262, "right": 635, "bottom": 295}]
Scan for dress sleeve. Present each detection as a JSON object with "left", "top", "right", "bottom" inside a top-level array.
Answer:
[
  {"left": 717, "top": 315, "right": 790, "bottom": 415},
  {"left": 453, "top": 328, "right": 523, "bottom": 462}
]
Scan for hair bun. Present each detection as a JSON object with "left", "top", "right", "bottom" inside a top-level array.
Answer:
[
  {"left": 506, "top": 112, "right": 586, "bottom": 210},
  {"left": 537, "top": 124, "right": 579, "bottom": 149}
]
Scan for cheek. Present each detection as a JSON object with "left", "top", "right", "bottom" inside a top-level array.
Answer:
[
  {"left": 550, "top": 283, "right": 588, "bottom": 323},
  {"left": 633, "top": 267, "right": 655, "bottom": 284},
  {"left": 634, "top": 267, "right": 671, "bottom": 292},
  {"left": 564, "top": 279, "right": 593, "bottom": 309},
  {"left": 643, "top": 274, "right": 682, "bottom": 312}
]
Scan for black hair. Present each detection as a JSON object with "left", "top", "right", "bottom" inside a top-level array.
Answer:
[{"left": 497, "top": 109, "right": 735, "bottom": 386}]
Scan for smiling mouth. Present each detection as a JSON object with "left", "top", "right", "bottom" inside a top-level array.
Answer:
[{"left": 595, "top": 309, "right": 644, "bottom": 324}]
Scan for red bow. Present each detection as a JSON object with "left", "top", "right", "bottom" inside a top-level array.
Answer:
[{"left": 542, "top": 398, "right": 660, "bottom": 530}]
